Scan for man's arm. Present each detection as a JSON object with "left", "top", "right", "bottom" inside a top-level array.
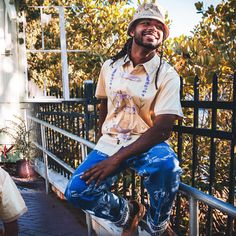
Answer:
[
  {"left": 96, "top": 98, "right": 107, "bottom": 140},
  {"left": 82, "top": 114, "right": 177, "bottom": 185},
  {"left": 4, "top": 220, "right": 18, "bottom": 236},
  {"left": 111, "top": 114, "right": 176, "bottom": 162},
  {"left": 0, "top": 168, "right": 27, "bottom": 236}
]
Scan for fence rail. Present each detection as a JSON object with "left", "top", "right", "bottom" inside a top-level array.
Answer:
[
  {"left": 27, "top": 115, "right": 236, "bottom": 236},
  {"left": 27, "top": 72, "right": 236, "bottom": 235}
]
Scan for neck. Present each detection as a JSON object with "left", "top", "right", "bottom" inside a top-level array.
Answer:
[{"left": 130, "top": 41, "right": 157, "bottom": 67}]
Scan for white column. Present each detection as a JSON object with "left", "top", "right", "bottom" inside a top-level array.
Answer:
[
  {"left": 58, "top": 6, "right": 69, "bottom": 100},
  {"left": 17, "top": 12, "right": 28, "bottom": 100}
]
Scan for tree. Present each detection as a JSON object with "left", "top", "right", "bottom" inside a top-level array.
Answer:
[
  {"left": 165, "top": 1, "right": 235, "bottom": 234},
  {"left": 19, "top": 0, "right": 235, "bottom": 234},
  {"left": 165, "top": 0, "right": 235, "bottom": 86},
  {"left": 19, "top": 0, "right": 134, "bottom": 93}
]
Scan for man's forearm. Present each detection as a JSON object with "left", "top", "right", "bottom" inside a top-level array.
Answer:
[{"left": 97, "top": 99, "right": 108, "bottom": 139}]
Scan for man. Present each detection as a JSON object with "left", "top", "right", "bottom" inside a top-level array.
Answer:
[
  {"left": 0, "top": 167, "right": 27, "bottom": 236},
  {"left": 65, "top": 2, "right": 183, "bottom": 235}
]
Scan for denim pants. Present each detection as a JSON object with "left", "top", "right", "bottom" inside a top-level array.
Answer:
[{"left": 64, "top": 142, "right": 182, "bottom": 233}]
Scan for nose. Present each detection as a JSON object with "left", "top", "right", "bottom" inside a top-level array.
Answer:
[
  {"left": 148, "top": 24, "right": 157, "bottom": 30},
  {"left": 145, "top": 25, "right": 158, "bottom": 35}
]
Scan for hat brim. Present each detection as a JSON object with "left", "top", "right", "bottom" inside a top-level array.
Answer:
[{"left": 127, "top": 17, "right": 169, "bottom": 40}]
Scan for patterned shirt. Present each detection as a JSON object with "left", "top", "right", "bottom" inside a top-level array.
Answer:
[{"left": 95, "top": 54, "right": 183, "bottom": 155}]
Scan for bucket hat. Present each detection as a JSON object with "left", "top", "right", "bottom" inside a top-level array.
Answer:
[{"left": 127, "top": 3, "right": 169, "bottom": 40}]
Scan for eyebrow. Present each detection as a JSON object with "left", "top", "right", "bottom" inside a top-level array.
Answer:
[
  {"left": 139, "top": 19, "right": 164, "bottom": 27},
  {"left": 140, "top": 19, "right": 163, "bottom": 25}
]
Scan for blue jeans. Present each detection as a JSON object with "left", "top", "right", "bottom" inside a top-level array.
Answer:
[{"left": 64, "top": 142, "right": 182, "bottom": 233}]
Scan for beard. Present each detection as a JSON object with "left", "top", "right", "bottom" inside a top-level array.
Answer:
[{"left": 133, "top": 32, "right": 161, "bottom": 50}]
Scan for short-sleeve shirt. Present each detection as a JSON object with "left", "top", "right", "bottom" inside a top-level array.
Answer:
[
  {"left": 0, "top": 167, "right": 27, "bottom": 223},
  {"left": 95, "top": 54, "right": 183, "bottom": 155}
]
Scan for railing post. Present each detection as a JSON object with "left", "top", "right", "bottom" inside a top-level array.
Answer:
[
  {"left": 189, "top": 196, "right": 199, "bottom": 236},
  {"left": 82, "top": 144, "right": 92, "bottom": 236},
  {"left": 86, "top": 212, "right": 93, "bottom": 236},
  {"left": 81, "top": 143, "right": 88, "bottom": 160},
  {"left": 58, "top": 6, "right": 70, "bottom": 100},
  {"left": 81, "top": 143, "right": 93, "bottom": 235},
  {"left": 84, "top": 80, "right": 94, "bottom": 140},
  {"left": 41, "top": 124, "right": 49, "bottom": 194}
]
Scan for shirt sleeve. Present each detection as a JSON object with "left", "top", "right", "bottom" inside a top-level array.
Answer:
[
  {"left": 95, "top": 61, "right": 108, "bottom": 99},
  {"left": 154, "top": 71, "right": 184, "bottom": 119},
  {"left": 0, "top": 169, "right": 27, "bottom": 223}
]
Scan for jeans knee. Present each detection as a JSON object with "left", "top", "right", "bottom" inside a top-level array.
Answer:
[
  {"left": 64, "top": 176, "right": 88, "bottom": 207},
  {"left": 163, "top": 158, "right": 181, "bottom": 185}
]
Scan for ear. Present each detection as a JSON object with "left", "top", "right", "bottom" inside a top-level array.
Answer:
[{"left": 129, "top": 27, "right": 135, "bottom": 37}]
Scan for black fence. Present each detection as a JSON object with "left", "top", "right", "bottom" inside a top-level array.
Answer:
[
  {"left": 172, "top": 73, "right": 236, "bottom": 235},
  {"left": 30, "top": 73, "right": 236, "bottom": 235}
]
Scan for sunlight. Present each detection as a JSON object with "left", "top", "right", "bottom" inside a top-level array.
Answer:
[
  {"left": 0, "top": 28, "right": 4, "bottom": 52},
  {"left": 8, "top": 72, "right": 24, "bottom": 101},
  {"left": 2, "top": 57, "right": 14, "bottom": 74}
]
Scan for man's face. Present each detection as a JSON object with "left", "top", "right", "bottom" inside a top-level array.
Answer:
[{"left": 130, "top": 19, "right": 164, "bottom": 49}]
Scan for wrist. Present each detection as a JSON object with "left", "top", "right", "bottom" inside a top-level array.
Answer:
[{"left": 110, "top": 154, "right": 123, "bottom": 165}]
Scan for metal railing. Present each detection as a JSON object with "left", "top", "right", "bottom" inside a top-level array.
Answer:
[
  {"left": 27, "top": 115, "right": 236, "bottom": 236},
  {"left": 26, "top": 71, "right": 236, "bottom": 234}
]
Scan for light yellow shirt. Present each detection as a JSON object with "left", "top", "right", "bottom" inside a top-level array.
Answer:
[
  {"left": 95, "top": 54, "right": 183, "bottom": 155},
  {"left": 0, "top": 167, "right": 27, "bottom": 223}
]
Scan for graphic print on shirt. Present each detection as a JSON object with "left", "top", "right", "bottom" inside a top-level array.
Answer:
[
  {"left": 108, "top": 90, "right": 136, "bottom": 140},
  {"left": 105, "top": 68, "right": 153, "bottom": 139}
]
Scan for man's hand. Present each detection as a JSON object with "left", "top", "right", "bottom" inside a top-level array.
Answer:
[{"left": 81, "top": 157, "right": 120, "bottom": 187}]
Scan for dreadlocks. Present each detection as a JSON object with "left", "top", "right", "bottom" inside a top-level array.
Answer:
[
  {"left": 110, "top": 37, "right": 164, "bottom": 90},
  {"left": 110, "top": 38, "right": 133, "bottom": 64}
]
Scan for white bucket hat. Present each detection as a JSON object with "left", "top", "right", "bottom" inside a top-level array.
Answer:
[{"left": 127, "top": 3, "right": 169, "bottom": 40}]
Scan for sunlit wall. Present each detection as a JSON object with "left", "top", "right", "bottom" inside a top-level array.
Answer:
[{"left": 0, "top": 0, "right": 26, "bottom": 150}]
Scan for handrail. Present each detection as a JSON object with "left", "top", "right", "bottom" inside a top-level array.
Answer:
[
  {"left": 179, "top": 183, "right": 236, "bottom": 218},
  {"left": 27, "top": 115, "right": 236, "bottom": 236},
  {"left": 28, "top": 115, "right": 96, "bottom": 149},
  {"left": 33, "top": 141, "right": 75, "bottom": 174}
]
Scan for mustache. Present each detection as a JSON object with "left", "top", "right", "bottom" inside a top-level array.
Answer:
[{"left": 142, "top": 29, "right": 158, "bottom": 37}]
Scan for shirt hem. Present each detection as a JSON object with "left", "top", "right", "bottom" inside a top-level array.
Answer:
[
  {"left": 2, "top": 207, "right": 28, "bottom": 223},
  {"left": 154, "top": 110, "right": 184, "bottom": 119}
]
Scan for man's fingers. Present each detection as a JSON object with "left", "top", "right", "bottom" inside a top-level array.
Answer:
[
  {"left": 85, "top": 170, "right": 103, "bottom": 185},
  {"left": 95, "top": 173, "right": 106, "bottom": 187},
  {"left": 81, "top": 166, "right": 98, "bottom": 179}
]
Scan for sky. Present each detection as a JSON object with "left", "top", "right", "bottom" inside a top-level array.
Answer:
[{"left": 134, "top": 0, "right": 223, "bottom": 38}]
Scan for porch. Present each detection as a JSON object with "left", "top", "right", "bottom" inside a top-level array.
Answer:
[
  {"left": 0, "top": 1, "right": 235, "bottom": 235},
  {"left": 24, "top": 75, "right": 236, "bottom": 235}
]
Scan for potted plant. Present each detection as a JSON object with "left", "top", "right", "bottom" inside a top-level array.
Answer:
[{"left": 0, "top": 116, "right": 37, "bottom": 178}]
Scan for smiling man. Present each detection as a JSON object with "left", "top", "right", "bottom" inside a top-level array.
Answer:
[{"left": 65, "top": 2, "right": 183, "bottom": 236}]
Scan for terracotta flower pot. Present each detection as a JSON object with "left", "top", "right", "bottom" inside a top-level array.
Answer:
[{"left": 16, "top": 159, "right": 36, "bottom": 179}]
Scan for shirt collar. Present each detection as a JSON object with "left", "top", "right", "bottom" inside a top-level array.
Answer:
[{"left": 120, "top": 54, "right": 160, "bottom": 76}]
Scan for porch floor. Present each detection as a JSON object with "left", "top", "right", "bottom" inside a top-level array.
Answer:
[{"left": 14, "top": 176, "right": 88, "bottom": 236}]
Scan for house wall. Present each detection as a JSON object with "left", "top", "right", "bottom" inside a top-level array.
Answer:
[{"left": 0, "top": 0, "right": 27, "bottom": 148}]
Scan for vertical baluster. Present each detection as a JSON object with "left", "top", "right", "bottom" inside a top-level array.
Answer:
[
  {"left": 41, "top": 124, "right": 49, "bottom": 194},
  {"left": 226, "top": 72, "right": 236, "bottom": 235},
  {"left": 207, "top": 73, "right": 218, "bottom": 235},
  {"left": 192, "top": 75, "right": 199, "bottom": 187},
  {"left": 189, "top": 197, "right": 199, "bottom": 236}
]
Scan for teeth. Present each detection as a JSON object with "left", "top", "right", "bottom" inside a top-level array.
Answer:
[
  {"left": 143, "top": 33, "right": 156, "bottom": 37},
  {"left": 144, "top": 34, "right": 157, "bottom": 39}
]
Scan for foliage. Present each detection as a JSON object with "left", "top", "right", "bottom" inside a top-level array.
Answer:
[
  {"left": 163, "top": 1, "right": 235, "bottom": 233},
  {"left": 165, "top": 0, "right": 235, "bottom": 86},
  {"left": 18, "top": 0, "right": 235, "bottom": 234},
  {"left": 166, "top": 0, "right": 235, "bottom": 189},
  {"left": 1, "top": 117, "right": 36, "bottom": 163},
  {"left": 0, "top": 148, "right": 21, "bottom": 163},
  {"left": 18, "top": 0, "right": 134, "bottom": 93}
]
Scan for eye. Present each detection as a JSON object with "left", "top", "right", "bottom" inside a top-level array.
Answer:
[
  {"left": 140, "top": 21, "right": 150, "bottom": 25},
  {"left": 156, "top": 24, "right": 164, "bottom": 31}
]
